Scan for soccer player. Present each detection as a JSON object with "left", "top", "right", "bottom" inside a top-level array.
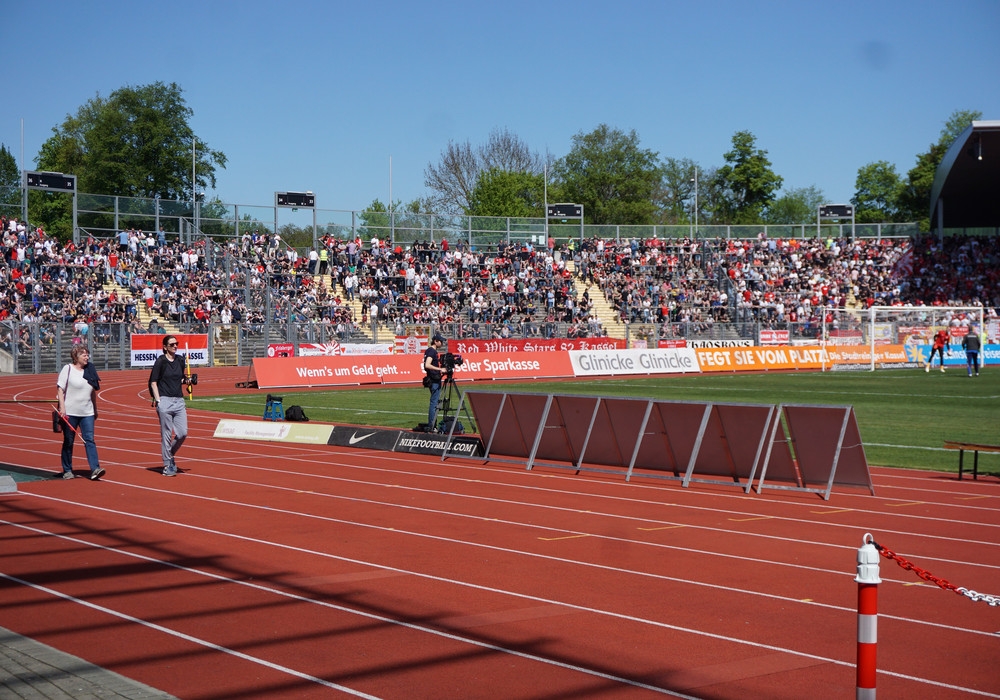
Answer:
[{"left": 925, "top": 328, "right": 950, "bottom": 373}]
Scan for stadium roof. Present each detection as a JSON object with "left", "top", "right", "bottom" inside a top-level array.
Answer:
[{"left": 930, "top": 120, "right": 1000, "bottom": 229}]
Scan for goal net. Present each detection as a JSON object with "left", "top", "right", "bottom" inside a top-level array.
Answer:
[
  {"left": 788, "top": 306, "right": 988, "bottom": 371},
  {"left": 864, "top": 306, "right": 986, "bottom": 371}
]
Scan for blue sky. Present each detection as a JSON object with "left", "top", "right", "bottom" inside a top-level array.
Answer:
[{"left": 3, "top": 0, "right": 998, "bottom": 214}]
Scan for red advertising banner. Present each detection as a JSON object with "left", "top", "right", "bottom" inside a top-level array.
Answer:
[
  {"left": 448, "top": 337, "right": 626, "bottom": 354},
  {"left": 130, "top": 334, "right": 209, "bottom": 367},
  {"left": 250, "top": 351, "right": 577, "bottom": 389},
  {"left": 267, "top": 343, "right": 295, "bottom": 358},
  {"left": 249, "top": 342, "right": 921, "bottom": 388}
]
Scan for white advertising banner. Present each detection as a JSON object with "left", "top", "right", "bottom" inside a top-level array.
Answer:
[
  {"left": 298, "top": 342, "right": 394, "bottom": 356},
  {"left": 568, "top": 347, "right": 700, "bottom": 377}
]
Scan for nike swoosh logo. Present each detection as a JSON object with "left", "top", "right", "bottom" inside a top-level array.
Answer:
[{"left": 349, "top": 431, "right": 377, "bottom": 445}]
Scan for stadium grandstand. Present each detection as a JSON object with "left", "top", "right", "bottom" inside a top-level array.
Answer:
[{"left": 2, "top": 150, "right": 998, "bottom": 375}]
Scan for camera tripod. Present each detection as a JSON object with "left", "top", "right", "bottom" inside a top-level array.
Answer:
[{"left": 435, "top": 371, "right": 475, "bottom": 434}]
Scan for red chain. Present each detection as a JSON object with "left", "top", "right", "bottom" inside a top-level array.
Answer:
[{"left": 872, "top": 541, "right": 961, "bottom": 593}]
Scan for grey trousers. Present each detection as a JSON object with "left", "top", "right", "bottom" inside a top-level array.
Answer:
[{"left": 157, "top": 396, "right": 188, "bottom": 468}]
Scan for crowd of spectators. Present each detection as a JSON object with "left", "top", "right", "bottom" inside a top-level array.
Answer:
[
  {"left": 315, "top": 235, "right": 604, "bottom": 339},
  {"left": 0, "top": 217, "right": 258, "bottom": 350},
  {"left": 576, "top": 236, "right": 724, "bottom": 329},
  {"left": 2, "top": 211, "right": 999, "bottom": 352},
  {"left": 900, "top": 234, "right": 1000, "bottom": 308}
]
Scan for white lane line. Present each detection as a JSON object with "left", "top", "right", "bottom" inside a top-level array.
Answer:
[
  {"left": 17, "top": 488, "right": 997, "bottom": 642},
  {"left": 0, "top": 570, "right": 380, "bottom": 699},
  {"left": 0, "top": 521, "right": 697, "bottom": 699},
  {"left": 7, "top": 507, "right": 998, "bottom": 699},
  {"left": 159, "top": 462, "right": 1000, "bottom": 567},
  {"left": 6, "top": 427, "right": 999, "bottom": 565}
]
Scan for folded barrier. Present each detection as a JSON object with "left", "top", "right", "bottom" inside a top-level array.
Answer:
[{"left": 450, "top": 390, "right": 873, "bottom": 499}]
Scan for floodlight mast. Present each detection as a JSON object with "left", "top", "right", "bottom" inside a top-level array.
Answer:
[{"left": 690, "top": 168, "right": 699, "bottom": 237}]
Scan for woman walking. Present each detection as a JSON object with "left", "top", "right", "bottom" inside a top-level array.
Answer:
[{"left": 56, "top": 345, "right": 105, "bottom": 480}]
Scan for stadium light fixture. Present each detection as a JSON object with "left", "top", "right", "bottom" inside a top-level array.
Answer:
[{"left": 690, "top": 168, "right": 699, "bottom": 236}]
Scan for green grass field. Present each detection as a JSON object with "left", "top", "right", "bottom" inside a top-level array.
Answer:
[{"left": 194, "top": 368, "right": 1000, "bottom": 473}]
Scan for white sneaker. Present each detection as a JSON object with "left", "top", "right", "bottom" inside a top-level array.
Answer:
[
  {"left": 925, "top": 365, "right": 929, "bottom": 373},
  {"left": 941, "top": 367, "right": 945, "bottom": 373}
]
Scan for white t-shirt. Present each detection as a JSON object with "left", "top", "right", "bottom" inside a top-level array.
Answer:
[{"left": 57, "top": 365, "right": 95, "bottom": 417}]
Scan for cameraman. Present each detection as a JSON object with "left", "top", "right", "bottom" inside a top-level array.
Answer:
[{"left": 423, "top": 334, "right": 445, "bottom": 432}]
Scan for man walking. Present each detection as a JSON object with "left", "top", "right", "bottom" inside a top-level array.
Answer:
[
  {"left": 148, "top": 335, "right": 193, "bottom": 476},
  {"left": 962, "top": 327, "right": 981, "bottom": 377}
]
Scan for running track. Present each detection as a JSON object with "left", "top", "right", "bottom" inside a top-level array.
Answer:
[{"left": 1, "top": 368, "right": 998, "bottom": 699}]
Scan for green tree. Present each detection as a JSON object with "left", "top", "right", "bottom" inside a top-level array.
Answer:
[
  {"left": 551, "top": 124, "right": 660, "bottom": 225},
  {"left": 354, "top": 198, "right": 429, "bottom": 245},
  {"left": 766, "top": 185, "right": 826, "bottom": 225},
  {"left": 36, "top": 81, "right": 226, "bottom": 201},
  {"left": 654, "top": 157, "right": 699, "bottom": 224},
  {"left": 467, "top": 168, "right": 544, "bottom": 218},
  {"left": 691, "top": 166, "right": 724, "bottom": 226},
  {"left": 276, "top": 222, "right": 314, "bottom": 251},
  {"left": 357, "top": 198, "right": 389, "bottom": 241},
  {"left": 197, "top": 196, "right": 236, "bottom": 239},
  {"left": 424, "top": 127, "right": 543, "bottom": 214},
  {"left": 0, "top": 143, "right": 20, "bottom": 215},
  {"left": 939, "top": 109, "right": 982, "bottom": 148},
  {"left": 852, "top": 161, "right": 903, "bottom": 223},
  {"left": 897, "top": 109, "right": 982, "bottom": 229},
  {"left": 712, "top": 131, "right": 783, "bottom": 224}
]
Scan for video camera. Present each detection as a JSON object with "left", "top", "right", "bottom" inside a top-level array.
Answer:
[{"left": 440, "top": 352, "right": 464, "bottom": 372}]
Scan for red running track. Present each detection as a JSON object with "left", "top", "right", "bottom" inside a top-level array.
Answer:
[{"left": 1, "top": 368, "right": 998, "bottom": 699}]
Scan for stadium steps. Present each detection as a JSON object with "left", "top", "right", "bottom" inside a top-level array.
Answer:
[
  {"left": 564, "top": 260, "right": 612, "bottom": 339},
  {"left": 318, "top": 273, "right": 375, "bottom": 342},
  {"left": 102, "top": 282, "right": 181, "bottom": 335},
  {"left": 567, "top": 262, "right": 626, "bottom": 340},
  {"left": 212, "top": 328, "right": 238, "bottom": 366},
  {"left": 587, "top": 292, "right": 627, "bottom": 339},
  {"left": 845, "top": 290, "right": 865, "bottom": 311}
]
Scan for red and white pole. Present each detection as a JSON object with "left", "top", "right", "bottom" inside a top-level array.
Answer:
[{"left": 855, "top": 533, "right": 881, "bottom": 699}]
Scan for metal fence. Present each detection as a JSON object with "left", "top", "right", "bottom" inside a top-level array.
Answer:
[
  {"left": 3, "top": 308, "right": 973, "bottom": 376},
  {"left": 18, "top": 190, "right": 923, "bottom": 251}
]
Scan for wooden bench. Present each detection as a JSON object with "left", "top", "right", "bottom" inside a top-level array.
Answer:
[{"left": 943, "top": 441, "right": 1000, "bottom": 480}]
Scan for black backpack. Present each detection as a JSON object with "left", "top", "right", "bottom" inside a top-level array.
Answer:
[
  {"left": 285, "top": 405, "right": 309, "bottom": 422},
  {"left": 438, "top": 416, "right": 463, "bottom": 435}
]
